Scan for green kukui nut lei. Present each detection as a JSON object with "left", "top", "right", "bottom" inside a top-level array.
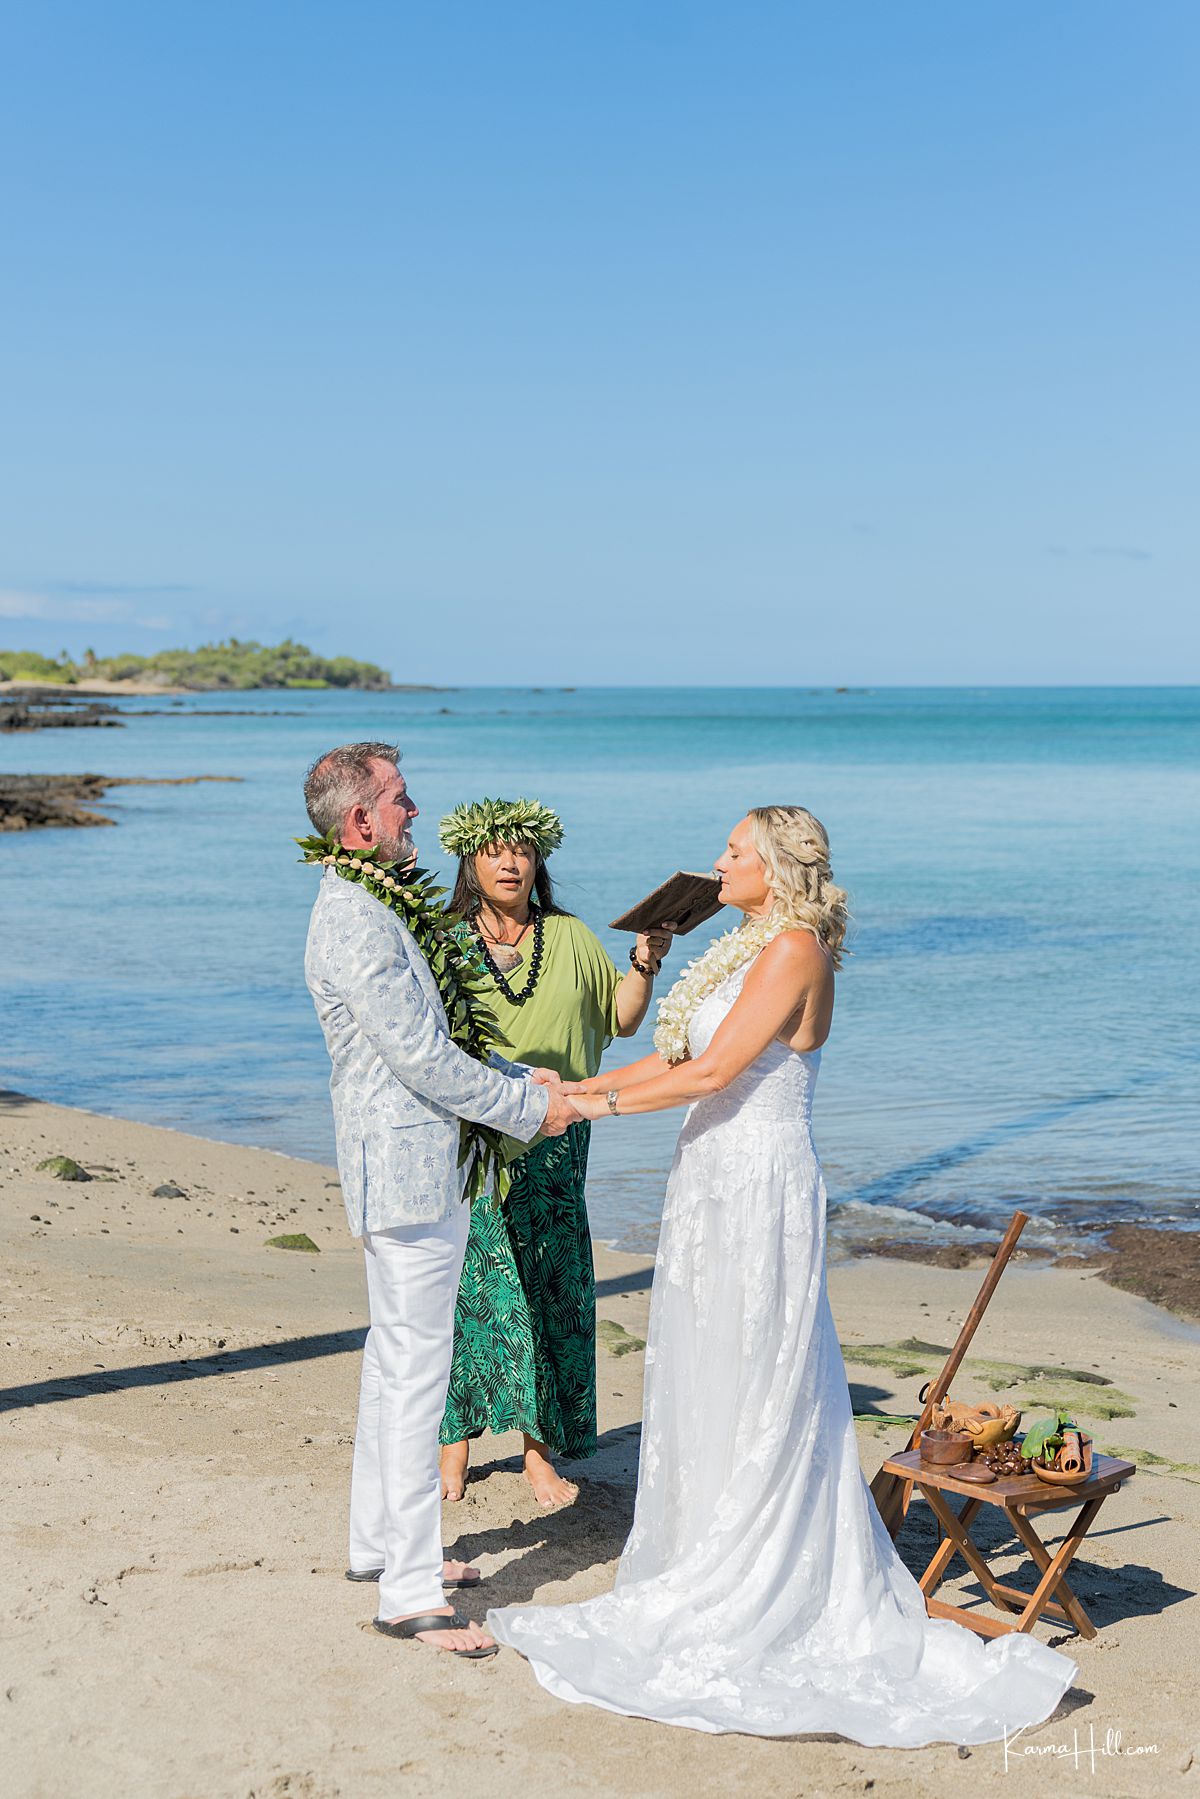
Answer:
[
  {"left": 297, "top": 830, "right": 522, "bottom": 1204},
  {"left": 438, "top": 796, "right": 564, "bottom": 861}
]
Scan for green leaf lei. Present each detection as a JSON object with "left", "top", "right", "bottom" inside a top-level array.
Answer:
[{"left": 297, "top": 830, "right": 519, "bottom": 1203}]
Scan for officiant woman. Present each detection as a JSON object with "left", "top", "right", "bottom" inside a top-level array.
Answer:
[{"left": 437, "top": 798, "right": 673, "bottom": 1508}]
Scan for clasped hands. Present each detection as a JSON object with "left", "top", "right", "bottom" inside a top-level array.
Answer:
[{"left": 531, "top": 1067, "right": 609, "bottom": 1126}]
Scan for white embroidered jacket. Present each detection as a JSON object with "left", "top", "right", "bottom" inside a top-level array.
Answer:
[{"left": 305, "top": 870, "right": 549, "bottom": 1233}]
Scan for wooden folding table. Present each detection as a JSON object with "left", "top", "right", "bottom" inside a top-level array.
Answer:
[{"left": 880, "top": 1448, "right": 1136, "bottom": 1640}]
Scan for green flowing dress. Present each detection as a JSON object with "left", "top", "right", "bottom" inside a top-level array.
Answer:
[{"left": 441, "top": 910, "right": 622, "bottom": 1460}]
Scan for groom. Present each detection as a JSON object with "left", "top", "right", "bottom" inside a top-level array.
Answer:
[{"left": 303, "top": 741, "right": 578, "bottom": 1656}]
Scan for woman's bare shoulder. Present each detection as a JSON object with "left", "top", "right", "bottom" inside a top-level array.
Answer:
[{"left": 754, "top": 927, "right": 830, "bottom": 974}]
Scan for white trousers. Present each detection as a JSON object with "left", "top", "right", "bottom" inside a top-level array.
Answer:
[{"left": 348, "top": 1206, "right": 470, "bottom": 1619}]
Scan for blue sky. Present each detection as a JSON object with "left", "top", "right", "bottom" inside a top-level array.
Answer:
[{"left": 1, "top": 2, "right": 1195, "bottom": 684}]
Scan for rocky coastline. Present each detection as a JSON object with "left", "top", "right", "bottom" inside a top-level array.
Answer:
[
  {"left": 0, "top": 690, "right": 125, "bottom": 732},
  {"left": 0, "top": 772, "right": 242, "bottom": 831},
  {"left": 858, "top": 1222, "right": 1200, "bottom": 1325}
]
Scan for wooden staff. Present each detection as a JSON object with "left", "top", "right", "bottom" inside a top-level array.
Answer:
[{"left": 868, "top": 1208, "right": 1029, "bottom": 1540}]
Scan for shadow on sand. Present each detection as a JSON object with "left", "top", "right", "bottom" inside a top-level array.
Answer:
[{"left": 0, "top": 1326, "right": 370, "bottom": 1414}]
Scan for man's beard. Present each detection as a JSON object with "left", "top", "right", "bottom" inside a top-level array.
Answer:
[{"left": 376, "top": 827, "right": 417, "bottom": 868}]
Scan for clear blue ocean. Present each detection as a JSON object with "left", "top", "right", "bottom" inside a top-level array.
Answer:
[{"left": 3, "top": 687, "right": 1197, "bottom": 1257}]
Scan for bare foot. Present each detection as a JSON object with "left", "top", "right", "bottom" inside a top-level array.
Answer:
[
  {"left": 440, "top": 1440, "right": 469, "bottom": 1501},
  {"left": 442, "top": 1557, "right": 481, "bottom": 1586},
  {"left": 388, "top": 1604, "right": 496, "bottom": 1654},
  {"left": 523, "top": 1436, "right": 579, "bottom": 1508}
]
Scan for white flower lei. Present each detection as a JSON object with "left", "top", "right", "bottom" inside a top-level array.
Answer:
[{"left": 653, "top": 912, "right": 795, "bottom": 1065}]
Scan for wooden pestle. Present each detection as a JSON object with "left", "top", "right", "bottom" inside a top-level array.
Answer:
[{"left": 869, "top": 1209, "right": 1030, "bottom": 1538}]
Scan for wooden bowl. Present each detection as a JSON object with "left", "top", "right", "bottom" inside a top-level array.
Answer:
[
  {"left": 919, "top": 1429, "right": 974, "bottom": 1466},
  {"left": 968, "top": 1412, "right": 1022, "bottom": 1450},
  {"left": 930, "top": 1401, "right": 1022, "bottom": 1450},
  {"left": 1030, "top": 1436, "right": 1093, "bottom": 1485}
]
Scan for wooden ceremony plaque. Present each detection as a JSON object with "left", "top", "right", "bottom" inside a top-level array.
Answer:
[{"left": 610, "top": 871, "right": 724, "bottom": 936}]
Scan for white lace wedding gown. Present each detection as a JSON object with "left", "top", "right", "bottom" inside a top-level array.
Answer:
[{"left": 487, "top": 959, "right": 1079, "bottom": 1743}]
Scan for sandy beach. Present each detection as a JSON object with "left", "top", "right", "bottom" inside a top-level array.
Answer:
[
  {"left": 2, "top": 1089, "right": 1196, "bottom": 1798},
  {"left": 0, "top": 679, "right": 191, "bottom": 697}
]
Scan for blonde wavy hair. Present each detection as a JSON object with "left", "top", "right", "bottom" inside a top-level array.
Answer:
[{"left": 747, "top": 805, "right": 849, "bottom": 969}]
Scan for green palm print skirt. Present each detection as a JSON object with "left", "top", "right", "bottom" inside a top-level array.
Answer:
[{"left": 440, "top": 1121, "right": 597, "bottom": 1460}]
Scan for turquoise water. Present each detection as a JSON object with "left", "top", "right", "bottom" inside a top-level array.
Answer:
[{"left": 3, "top": 687, "right": 1197, "bottom": 1256}]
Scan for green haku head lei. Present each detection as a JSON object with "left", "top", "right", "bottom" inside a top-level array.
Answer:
[{"left": 439, "top": 797, "right": 565, "bottom": 862}]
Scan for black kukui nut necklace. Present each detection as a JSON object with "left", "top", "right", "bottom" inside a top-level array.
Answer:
[{"left": 477, "top": 908, "right": 546, "bottom": 1006}]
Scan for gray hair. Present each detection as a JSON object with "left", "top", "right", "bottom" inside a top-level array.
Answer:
[{"left": 303, "top": 741, "right": 401, "bottom": 837}]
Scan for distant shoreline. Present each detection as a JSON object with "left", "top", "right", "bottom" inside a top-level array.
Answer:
[
  {"left": 0, "top": 678, "right": 451, "bottom": 696},
  {"left": 0, "top": 637, "right": 398, "bottom": 692},
  {"left": 0, "top": 677, "right": 189, "bottom": 696}
]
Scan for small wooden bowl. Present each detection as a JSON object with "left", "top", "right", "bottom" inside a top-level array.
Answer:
[{"left": 919, "top": 1429, "right": 973, "bottom": 1466}]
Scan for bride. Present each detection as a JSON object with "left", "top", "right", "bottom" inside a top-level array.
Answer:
[{"left": 487, "top": 806, "right": 1078, "bottom": 1744}]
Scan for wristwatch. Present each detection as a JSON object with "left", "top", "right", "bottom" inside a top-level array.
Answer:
[{"left": 606, "top": 1090, "right": 620, "bottom": 1115}]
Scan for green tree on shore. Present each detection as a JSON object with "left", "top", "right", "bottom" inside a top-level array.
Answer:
[{"left": 0, "top": 638, "right": 392, "bottom": 691}]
